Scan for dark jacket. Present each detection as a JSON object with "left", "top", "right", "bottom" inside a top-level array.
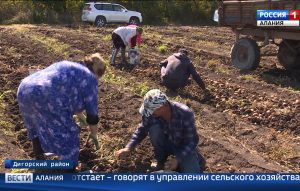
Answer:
[{"left": 160, "top": 53, "right": 206, "bottom": 90}]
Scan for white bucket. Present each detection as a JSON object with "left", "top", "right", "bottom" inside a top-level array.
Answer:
[{"left": 128, "top": 49, "right": 140, "bottom": 65}]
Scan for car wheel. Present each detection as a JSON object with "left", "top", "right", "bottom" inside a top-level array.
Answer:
[
  {"left": 129, "top": 17, "right": 140, "bottom": 25},
  {"left": 95, "top": 16, "right": 106, "bottom": 27}
]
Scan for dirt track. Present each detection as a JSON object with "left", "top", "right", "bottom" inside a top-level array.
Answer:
[{"left": 0, "top": 24, "right": 299, "bottom": 173}]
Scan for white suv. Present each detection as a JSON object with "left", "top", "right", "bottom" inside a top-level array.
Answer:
[{"left": 82, "top": 2, "right": 143, "bottom": 27}]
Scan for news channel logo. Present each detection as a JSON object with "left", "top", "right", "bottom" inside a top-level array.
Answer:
[
  {"left": 256, "top": 10, "right": 300, "bottom": 26},
  {"left": 5, "top": 173, "right": 33, "bottom": 183}
]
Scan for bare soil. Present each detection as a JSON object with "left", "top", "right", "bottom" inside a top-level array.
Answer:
[{"left": 0, "top": 24, "right": 299, "bottom": 173}]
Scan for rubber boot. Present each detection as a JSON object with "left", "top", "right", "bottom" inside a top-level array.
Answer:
[
  {"left": 32, "top": 137, "right": 45, "bottom": 160},
  {"left": 121, "top": 48, "right": 127, "bottom": 65},
  {"left": 110, "top": 48, "right": 119, "bottom": 65}
]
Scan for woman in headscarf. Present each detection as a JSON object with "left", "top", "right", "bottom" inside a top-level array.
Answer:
[
  {"left": 110, "top": 25, "right": 143, "bottom": 65},
  {"left": 17, "top": 53, "right": 106, "bottom": 168}
]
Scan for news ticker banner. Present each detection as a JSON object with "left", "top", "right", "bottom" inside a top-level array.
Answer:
[
  {"left": 2, "top": 160, "right": 300, "bottom": 190},
  {"left": 1, "top": 173, "right": 300, "bottom": 191},
  {"left": 257, "top": 10, "right": 300, "bottom": 26},
  {"left": 5, "top": 160, "right": 74, "bottom": 169}
]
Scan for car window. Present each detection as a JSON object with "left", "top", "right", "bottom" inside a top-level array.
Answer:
[
  {"left": 83, "top": 4, "right": 91, "bottom": 10},
  {"left": 94, "top": 4, "right": 103, "bottom": 10},
  {"left": 102, "top": 4, "right": 113, "bottom": 11},
  {"left": 113, "top": 5, "right": 125, "bottom": 12}
]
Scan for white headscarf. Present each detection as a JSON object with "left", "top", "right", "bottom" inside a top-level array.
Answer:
[{"left": 139, "top": 89, "right": 168, "bottom": 117}]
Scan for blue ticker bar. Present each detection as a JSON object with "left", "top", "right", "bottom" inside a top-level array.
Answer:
[
  {"left": 4, "top": 160, "right": 74, "bottom": 169},
  {"left": 1, "top": 173, "right": 300, "bottom": 191},
  {"left": 257, "top": 10, "right": 289, "bottom": 20}
]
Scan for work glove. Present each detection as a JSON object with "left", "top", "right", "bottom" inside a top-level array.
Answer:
[
  {"left": 78, "top": 116, "right": 88, "bottom": 127},
  {"left": 202, "top": 88, "right": 213, "bottom": 102},
  {"left": 85, "top": 133, "right": 100, "bottom": 150},
  {"left": 76, "top": 113, "right": 100, "bottom": 150},
  {"left": 203, "top": 88, "right": 211, "bottom": 96},
  {"left": 74, "top": 113, "right": 88, "bottom": 127}
]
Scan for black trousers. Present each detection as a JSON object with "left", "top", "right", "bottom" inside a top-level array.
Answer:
[
  {"left": 112, "top": 33, "right": 125, "bottom": 49},
  {"left": 161, "top": 75, "right": 184, "bottom": 91}
]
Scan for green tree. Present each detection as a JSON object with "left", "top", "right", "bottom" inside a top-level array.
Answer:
[{"left": 0, "top": 0, "right": 216, "bottom": 25}]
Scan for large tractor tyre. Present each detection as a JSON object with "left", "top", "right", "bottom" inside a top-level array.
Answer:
[
  {"left": 95, "top": 16, "right": 106, "bottom": 27},
  {"left": 129, "top": 17, "right": 140, "bottom": 25},
  {"left": 231, "top": 38, "right": 260, "bottom": 71},
  {"left": 277, "top": 40, "right": 300, "bottom": 71}
]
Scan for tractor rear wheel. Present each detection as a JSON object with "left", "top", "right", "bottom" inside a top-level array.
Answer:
[
  {"left": 231, "top": 38, "right": 260, "bottom": 71},
  {"left": 277, "top": 39, "right": 300, "bottom": 71}
]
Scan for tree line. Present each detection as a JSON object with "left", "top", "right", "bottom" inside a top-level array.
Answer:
[{"left": 0, "top": 0, "right": 217, "bottom": 25}]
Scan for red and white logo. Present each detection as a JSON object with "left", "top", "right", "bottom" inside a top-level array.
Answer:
[{"left": 289, "top": 10, "right": 300, "bottom": 20}]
